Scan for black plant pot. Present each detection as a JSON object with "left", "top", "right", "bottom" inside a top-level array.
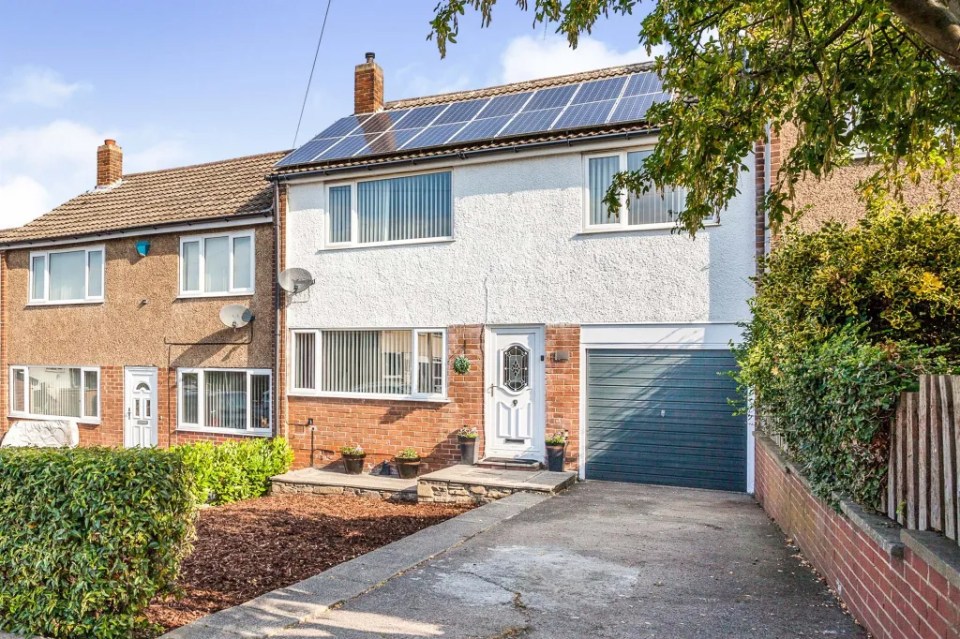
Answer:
[
  {"left": 343, "top": 456, "right": 366, "bottom": 475},
  {"left": 395, "top": 458, "right": 421, "bottom": 479},
  {"left": 546, "top": 445, "right": 566, "bottom": 472},
  {"left": 458, "top": 438, "right": 477, "bottom": 465}
]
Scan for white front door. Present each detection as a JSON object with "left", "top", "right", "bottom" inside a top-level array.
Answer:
[
  {"left": 484, "top": 327, "right": 545, "bottom": 461},
  {"left": 124, "top": 367, "right": 158, "bottom": 448}
]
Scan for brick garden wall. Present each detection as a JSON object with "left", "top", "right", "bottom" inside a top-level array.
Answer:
[{"left": 756, "top": 435, "right": 960, "bottom": 639}]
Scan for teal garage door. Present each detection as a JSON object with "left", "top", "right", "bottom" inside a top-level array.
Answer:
[{"left": 586, "top": 349, "right": 747, "bottom": 492}]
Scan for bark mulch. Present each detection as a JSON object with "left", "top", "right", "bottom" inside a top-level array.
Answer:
[{"left": 146, "top": 494, "right": 471, "bottom": 633}]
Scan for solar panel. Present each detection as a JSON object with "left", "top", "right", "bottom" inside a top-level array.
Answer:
[{"left": 277, "top": 69, "right": 666, "bottom": 167}]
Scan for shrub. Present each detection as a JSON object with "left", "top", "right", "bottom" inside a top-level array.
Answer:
[
  {"left": 176, "top": 437, "right": 293, "bottom": 505},
  {"left": 395, "top": 447, "right": 420, "bottom": 460},
  {"left": 340, "top": 444, "right": 365, "bottom": 457},
  {"left": 736, "top": 210, "right": 960, "bottom": 508},
  {"left": 0, "top": 447, "right": 195, "bottom": 639}
]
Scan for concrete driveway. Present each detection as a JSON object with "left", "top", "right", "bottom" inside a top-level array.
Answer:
[{"left": 282, "top": 482, "right": 865, "bottom": 638}]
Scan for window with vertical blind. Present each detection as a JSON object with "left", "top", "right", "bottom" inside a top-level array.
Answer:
[
  {"left": 177, "top": 368, "right": 271, "bottom": 434},
  {"left": 9, "top": 366, "right": 100, "bottom": 422},
  {"left": 29, "top": 246, "right": 105, "bottom": 304},
  {"left": 325, "top": 171, "right": 452, "bottom": 247},
  {"left": 180, "top": 231, "right": 255, "bottom": 296},
  {"left": 290, "top": 329, "right": 446, "bottom": 400},
  {"left": 585, "top": 149, "right": 693, "bottom": 230}
]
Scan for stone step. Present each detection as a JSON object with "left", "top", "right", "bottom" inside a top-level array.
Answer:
[
  {"left": 417, "top": 465, "right": 577, "bottom": 505},
  {"left": 271, "top": 468, "right": 417, "bottom": 502},
  {"left": 475, "top": 457, "right": 544, "bottom": 471}
]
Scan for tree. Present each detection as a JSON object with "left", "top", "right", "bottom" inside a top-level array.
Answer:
[{"left": 430, "top": 1, "right": 960, "bottom": 234}]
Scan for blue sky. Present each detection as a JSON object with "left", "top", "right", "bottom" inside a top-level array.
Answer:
[{"left": 0, "top": 0, "right": 651, "bottom": 228}]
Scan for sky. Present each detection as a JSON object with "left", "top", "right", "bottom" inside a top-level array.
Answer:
[{"left": 0, "top": 0, "right": 652, "bottom": 230}]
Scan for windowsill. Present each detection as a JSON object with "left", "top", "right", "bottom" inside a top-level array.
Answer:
[
  {"left": 177, "top": 291, "right": 255, "bottom": 300},
  {"left": 26, "top": 299, "right": 104, "bottom": 307},
  {"left": 320, "top": 237, "right": 455, "bottom": 252},
  {"left": 578, "top": 220, "right": 720, "bottom": 235},
  {"left": 9, "top": 413, "right": 101, "bottom": 426},
  {"left": 176, "top": 425, "right": 272, "bottom": 437},
  {"left": 288, "top": 390, "right": 451, "bottom": 403}
]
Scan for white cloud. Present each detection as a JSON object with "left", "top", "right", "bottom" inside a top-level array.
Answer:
[
  {"left": 0, "top": 120, "right": 191, "bottom": 230},
  {"left": 499, "top": 35, "right": 665, "bottom": 84},
  {"left": 2, "top": 67, "right": 90, "bottom": 108}
]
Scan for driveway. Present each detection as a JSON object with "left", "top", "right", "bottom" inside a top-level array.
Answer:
[{"left": 280, "top": 482, "right": 865, "bottom": 638}]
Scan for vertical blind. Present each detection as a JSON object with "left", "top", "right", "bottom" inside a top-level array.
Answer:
[
  {"left": 322, "top": 330, "right": 412, "bottom": 394},
  {"left": 329, "top": 185, "right": 352, "bottom": 243},
  {"left": 250, "top": 374, "right": 271, "bottom": 430},
  {"left": 626, "top": 151, "right": 687, "bottom": 226},
  {"left": 293, "top": 332, "right": 317, "bottom": 389},
  {"left": 588, "top": 156, "right": 620, "bottom": 225},
  {"left": 11, "top": 369, "right": 25, "bottom": 413},
  {"left": 357, "top": 172, "right": 452, "bottom": 244},
  {"left": 181, "top": 372, "right": 199, "bottom": 424},
  {"left": 179, "top": 370, "right": 271, "bottom": 431},
  {"left": 204, "top": 371, "right": 247, "bottom": 430}
]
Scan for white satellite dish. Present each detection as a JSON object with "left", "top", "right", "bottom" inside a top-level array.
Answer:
[
  {"left": 279, "top": 267, "right": 316, "bottom": 294},
  {"left": 220, "top": 304, "right": 254, "bottom": 329}
]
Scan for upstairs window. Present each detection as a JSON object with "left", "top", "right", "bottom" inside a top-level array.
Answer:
[
  {"left": 326, "top": 171, "right": 452, "bottom": 247},
  {"left": 586, "top": 150, "right": 690, "bottom": 230},
  {"left": 29, "top": 247, "right": 104, "bottom": 304},
  {"left": 180, "top": 231, "right": 255, "bottom": 297}
]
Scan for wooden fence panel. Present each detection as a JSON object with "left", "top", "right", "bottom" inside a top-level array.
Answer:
[{"left": 943, "top": 376, "right": 957, "bottom": 540}]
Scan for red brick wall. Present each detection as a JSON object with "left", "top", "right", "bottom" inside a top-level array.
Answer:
[
  {"left": 0, "top": 253, "right": 7, "bottom": 442},
  {"left": 285, "top": 324, "right": 583, "bottom": 472},
  {"left": 756, "top": 436, "right": 960, "bottom": 639}
]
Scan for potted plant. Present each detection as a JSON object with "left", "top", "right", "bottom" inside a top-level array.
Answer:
[
  {"left": 394, "top": 447, "right": 422, "bottom": 479},
  {"left": 457, "top": 426, "right": 478, "bottom": 465},
  {"left": 545, "top": 431, "right": 567, "bottom": 472},
  {"left": 340, "top": 444, "right": 366, "bottom": 475}
]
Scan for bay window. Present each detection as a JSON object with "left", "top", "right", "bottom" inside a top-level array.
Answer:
[
  {"left": 585, "top": 149, "right": 690, "bottom": 230},
  {"left": 29, "top": 246, "right": 105, "bottom": 304},
  {"left": 177, "top": 368, "right": 271, "bottom": 434},
  {"left": 180, "top": 231, "right": 255, "bottom": 296},
  {"left": 326, "top": 171, "right": 452, "bottom": 247},
  {"left": 9, "top": 366, "right": 100, "bottom": 422},
  {"left": 291, "top": 328, "right": 446, "bottom": 400}
]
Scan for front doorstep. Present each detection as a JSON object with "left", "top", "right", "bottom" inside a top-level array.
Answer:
[
  {"left": 417, "top": 465, "right": 577, "bottom": 505},
  {"left": 271, "top": 468, "right": 417, "bottom": 502}
]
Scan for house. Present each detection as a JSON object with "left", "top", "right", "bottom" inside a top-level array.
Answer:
[
  {"left": 0, "top": 143, "right": 286, "bottom": 449},
  {"left": 270, "top": 54, "right": 764, "bottom": 492}
]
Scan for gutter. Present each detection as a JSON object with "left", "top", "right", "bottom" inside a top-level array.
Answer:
[
  {"left": 0, "top": 211, "right": 274, "bottom": 251},
  {"left": 266, "top": 127, "right": 659, "bottom": 182}
]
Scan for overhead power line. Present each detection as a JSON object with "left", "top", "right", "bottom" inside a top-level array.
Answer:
[{"left": 293, "top": 0, "right": 333, "bottom": 148}]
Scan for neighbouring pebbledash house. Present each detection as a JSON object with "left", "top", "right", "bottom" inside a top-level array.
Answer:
[{"left": 270, "top": 54, "right": 766, "bottom": 492}]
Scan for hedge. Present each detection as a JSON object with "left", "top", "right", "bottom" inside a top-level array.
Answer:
[
  {"left": 0, "top": 447, "right": 195, "bottom": 639},
  {"left": 176, "top": 437, "right": 293, "bottom": 505},
  {"left": 736, "top": 210, "right": 960, "bottom": 508}
]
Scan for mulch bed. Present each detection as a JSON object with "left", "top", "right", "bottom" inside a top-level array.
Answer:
[{"left": 146, "top": 494, "right": 470, "bottom": 633}]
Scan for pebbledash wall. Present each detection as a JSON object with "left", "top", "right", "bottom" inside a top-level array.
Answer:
[
  {"left": 756, "top": 435, "right": 960, "bottom": 639},
  {"left": 0, "top": 224, "right": 276, "bottom": 447},
  {"left": 279, "top": 137, "right": 757, "bottom": 471}
]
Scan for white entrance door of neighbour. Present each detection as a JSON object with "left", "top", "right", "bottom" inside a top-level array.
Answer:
[
  {"left": 124, "top": 367, "right": 158, "bottom": 448},
  {"left": 484, "top": 327, "right": 545, "bottom": 461}
]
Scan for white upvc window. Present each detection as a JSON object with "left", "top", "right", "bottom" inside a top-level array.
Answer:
[
  {"left": 28, "top": 246, "right": 105, "bottom": 304},
  {"left": 324, "top": 171, "right": 453, "bottom": 248},
  {"left": 290, "top": 328, "right": 447, "bottom": 401},
  {"left": 179, "top": 231, "right": 255, "bottom": 297},
  {"left": 9, "top": 365, "right": 100, "bottom": 424},
  {"left": 177, "top": 368, "right": 272, "bottom": 436},
  {"left": 584, "top": 149, "right": 696, "bottom": 231}
]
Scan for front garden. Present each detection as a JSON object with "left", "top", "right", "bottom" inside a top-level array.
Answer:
[{"left": 0, "top": 437, "right": 469, "bottom": 639}]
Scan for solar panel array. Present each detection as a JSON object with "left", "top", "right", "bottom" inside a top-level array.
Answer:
[{"left": 277, "top": 70, "right": 668, "bottom": 168}]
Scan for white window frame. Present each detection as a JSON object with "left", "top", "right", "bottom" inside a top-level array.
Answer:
[
  {"left": 9, "top": 365, "right": 101, "bottom": 425},
  {"left": 582, "top": 148, "right": 712, "bottom": 233},
  {"left": 178, "top": 230, "right": 256, "bottom": 298},
  {"left": 289, "top": 328, "right": 448, "bottom": 402},
  {"left": 176, "top": 368, "right": 272, "bottom": 436},
  {"left": 323, "top": 170, "right": 455, "bottom": 250},
  {"left": 28, "top": 245, "right": 105, "bottom": 305}
]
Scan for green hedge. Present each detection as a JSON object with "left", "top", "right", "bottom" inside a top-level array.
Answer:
[
  {"left": 176, "top": 437, "right": 293, "bottom": 505},
  {"left": 0, "top": 447, "right": 195, "bottom": 639},
  {"left": 736, "top": 210, "right": 960, "bottom": 508}
]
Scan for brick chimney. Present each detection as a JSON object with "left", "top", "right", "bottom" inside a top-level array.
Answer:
[
  {"left": 354, "top": 52, "right": 384, "bottom": 114},
  {"left": 96, "top": 139, "right": 123, "bottom": 188}
]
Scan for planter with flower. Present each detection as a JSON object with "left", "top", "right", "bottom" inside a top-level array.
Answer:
[
  {"left": 394, "top": 447, "right": 422, "bottom": 479},
  {"left": 545, "top": 431, "right": 568, "bottom": 472},
  {"left": 457, "top": 426, "right": 479, "bottom": 465},
  {"left": 340, "top": 444, "right": 366, "bottom": 475}
]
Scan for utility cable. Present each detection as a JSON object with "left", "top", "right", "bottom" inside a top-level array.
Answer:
[{"left": 293, "top": 0, "right": 333, "bottom": 148}]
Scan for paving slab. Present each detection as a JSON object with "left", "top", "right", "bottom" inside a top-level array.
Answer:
[
  {"left": 270, "top": 468, "right": 415, "bottom": 493},
  {"left": 419, "top": 465, "right": 577, "bottom": 491}
]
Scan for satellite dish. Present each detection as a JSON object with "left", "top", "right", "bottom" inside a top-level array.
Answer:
[
  {"left": 220, "top": 304, "right": 254, "bottom": 329},
  {"left": 279, "top": 267, "right": 316, "bottom": 294}
]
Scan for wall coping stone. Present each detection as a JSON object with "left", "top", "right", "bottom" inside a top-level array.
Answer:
[
  {"left": 902, "top": 529, "right": 960, "bottom": 591},
  {"left": 839, "top": 499, "right": 905, "bottom": 559}
]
